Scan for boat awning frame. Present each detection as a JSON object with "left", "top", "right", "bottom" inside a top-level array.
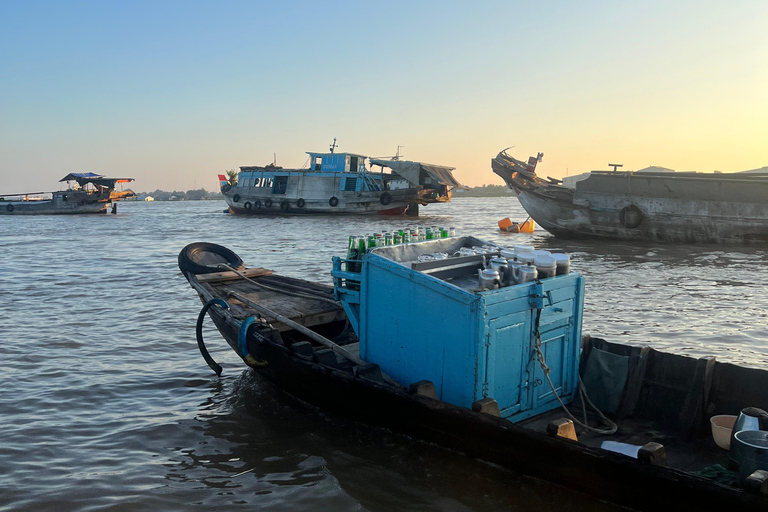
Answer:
[
  {"left": 60, "top": 174, "right": 135, "bottom": 187},
  {"left": 368, "top": 159, "right": 462, "bottom": 188}
]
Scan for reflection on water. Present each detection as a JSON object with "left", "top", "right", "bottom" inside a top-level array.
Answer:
[{"left": 0, "top": 197, "right": 766, "bottom": 510}]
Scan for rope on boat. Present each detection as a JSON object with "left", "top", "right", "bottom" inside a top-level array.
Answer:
[
  {"left": 533, "top": 308, "right": 618, "bottom": 435},
  {"left": 238, "top": 317, "right": 269, "bottom": 368},
  {"left": 196, "top": 298, "right": 229, "bottom": 376}
]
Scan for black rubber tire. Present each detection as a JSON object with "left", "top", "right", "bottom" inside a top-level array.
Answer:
[
  {"left": 329, "top": 196, "right": 339, "bottom": 207},
  {"left": 619, "top": 204, "right": 643, "bottom": 229},
  {"left": 379, "top": 192, "right": 392, "bottom": 205},
  {"left": 254, "top": 200, "right": 262, "bottom": 209},
  {"left": 6, "top": 204, "right": 13, "bottom": 213},
  {"left": 264, "top": 198, "right": 273, "bottom": 208},
  {"left": 280, "top": 201, "right": 290, "bottom": 212},
  {"left": 178, "top": 242, "right": 244, "bottom": 277},
  {"left": 296, "top": 198, "right": 305, "bottom": 208},
  {"left": 244, "top": 201, "right": 252, "bottom": 210},
  {"left": 232, "top": 194, "right": 241, "bottom": 203}
]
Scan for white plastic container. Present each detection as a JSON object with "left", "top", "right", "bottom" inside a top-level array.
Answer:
[
  {"left": 534, "top": 255, "right": 557, "bottom": 279},
  {"left": 551, "top": 253, "right": 571, "bottom": 275},
  {"left": 517, "top": 252, "right": 535, "bottom": 265}
]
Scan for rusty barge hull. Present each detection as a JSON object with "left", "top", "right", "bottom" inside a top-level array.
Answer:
[{"left": 492, "top": 151, "right": 768, "bottom": 244}]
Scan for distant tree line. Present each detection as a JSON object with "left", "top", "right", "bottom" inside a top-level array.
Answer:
[
  {"left": 136, "top": 188, "right": 223, "bottom": 201},
  {"left": 455, "top": 184, "right": 514, "bottom": 197},
  {"left": 132, "top": 184, "right": 511, "bottom": 201}
]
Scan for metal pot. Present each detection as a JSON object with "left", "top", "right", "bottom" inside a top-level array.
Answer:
[
  {"left": 733, "top": 430, "right": 768, "bottom": 478},
  {"left": 729, "top": 407, "right": 768, "bottom": 463}
]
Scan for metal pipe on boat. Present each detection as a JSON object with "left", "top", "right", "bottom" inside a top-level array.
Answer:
[
  {"left": 228, "top": 291, "right": 402, "bottom": 388},
  {"left": 196, "top": 298, "right": 229, "bottom": 376},
  {"left": 237, "top": 317, "right": 269, "bottom": 368}
]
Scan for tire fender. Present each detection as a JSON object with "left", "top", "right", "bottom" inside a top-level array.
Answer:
[{"left": 619, "top": 204, "right": 643, "bottom": 229}]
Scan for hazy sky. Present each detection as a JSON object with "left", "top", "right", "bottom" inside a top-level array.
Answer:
[{"left": 1, "top": 0, "right": 766, "bottom": 193}]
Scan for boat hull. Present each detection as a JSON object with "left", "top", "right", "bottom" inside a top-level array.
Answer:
[
  {"left": 223, "top": 188, "right": 416, "bottom": 216},
  {"left": 179, "top": 238, "right": 768, "bottom": 512},
  {"left": 493, "top": 152, "right": 768, "bottom": 244},
  {"left": 193, "top": 288, "right": 767, "bottom": 512},
  {"left": 0, "top": 198, "right": 109, "bottom": 215}
]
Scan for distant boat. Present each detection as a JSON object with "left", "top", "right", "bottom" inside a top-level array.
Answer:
[
  {"left": 0, "top": 173, "right": 135, "bottom": 215},
  {"left": 492, "top": 149, "right": 768, "bottom": 244},
  {"left": 220, "top": 147, "right": 462, "bottom": 216}
]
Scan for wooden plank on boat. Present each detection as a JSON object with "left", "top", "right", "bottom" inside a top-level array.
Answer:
[{"left": 196, "top": 267, "right": 273, "bottom": 283}]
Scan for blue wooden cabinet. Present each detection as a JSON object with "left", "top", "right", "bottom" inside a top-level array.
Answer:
[{"left": 333, "top": 236, "right": 585, "bottom": 422}]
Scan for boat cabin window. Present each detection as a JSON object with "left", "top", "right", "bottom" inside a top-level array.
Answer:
[
  {"left": 349, "top": 156, "right": 359, "bottom": 173},
  {"left": 272, "top": 176, "right": 288, "bottom": 194},
  {"left": 314, "top": 157, "right": 322, "bottom": 170},
  {"left": 260, "top": 177, "right": 273, "bottom": 189}
]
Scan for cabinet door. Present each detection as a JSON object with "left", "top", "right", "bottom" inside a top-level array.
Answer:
[
  {"left": 486, "top": 311, "right": 530, "bottom": 417},
  {"left": 530, "top": 300, "right": 575, "bottom": 411}
]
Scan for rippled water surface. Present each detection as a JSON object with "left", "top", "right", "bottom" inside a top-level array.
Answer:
[{"left": 1, "top": 197, "right": 767, "bottom": 511}]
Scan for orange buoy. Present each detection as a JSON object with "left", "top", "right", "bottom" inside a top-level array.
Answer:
[
  {"left": 518, "top": 218, "right": 535, "bottom": 233},
  {"left": 499, "top": 217, "right": 534, "bottom": 233}
]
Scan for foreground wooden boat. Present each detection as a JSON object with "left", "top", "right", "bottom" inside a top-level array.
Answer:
[
  {"left": 0, "top": 173, "right": 135, "bottom": 215},
  {"left": 491, "top": 148, "right": 768, "bottom": 243},
  {"left": 178, "top": 241, "right": 768, "bottom": 511},
  {"left": 219, "top": 145, "right": 462, "bottom": 216}
]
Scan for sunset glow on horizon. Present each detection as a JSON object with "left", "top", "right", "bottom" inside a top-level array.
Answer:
[{"left": 1, "top": 0, "right": 766, "bottom": 193}]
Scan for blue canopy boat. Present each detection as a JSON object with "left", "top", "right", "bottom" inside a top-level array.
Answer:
[{"left": 0, "top": 173, "right": 135, "bottom": 215}]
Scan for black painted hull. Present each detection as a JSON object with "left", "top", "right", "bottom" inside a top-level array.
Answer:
[{"left": 191, "top": 282, "right": 767, "bottom": 512}]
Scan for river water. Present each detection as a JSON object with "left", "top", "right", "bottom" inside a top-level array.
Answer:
[{"left": 1, "top": 197, "right": 766, "bottom": 511}]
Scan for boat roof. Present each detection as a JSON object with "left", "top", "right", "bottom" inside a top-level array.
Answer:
[
  {"left": 306, "top": 151, "right": 368, "bottom": 159},
  {"left": 369, "top": 159, "right": 462, "bottom": 188},
  {"left": 60, "top": 173, "right": 134, "bottom": 187}
]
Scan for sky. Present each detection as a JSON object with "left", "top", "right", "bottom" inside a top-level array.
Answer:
[{"left": 1, "top": 0, "right": 767, "bottom": 193}]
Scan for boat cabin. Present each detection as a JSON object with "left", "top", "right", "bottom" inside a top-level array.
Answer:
[{"left": 237, "top": 153, "right": 389, "bottom": 195}]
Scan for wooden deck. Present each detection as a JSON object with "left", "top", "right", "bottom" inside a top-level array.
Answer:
[{"left": 202, "top": 271, "right": 345, "bottom": 332}]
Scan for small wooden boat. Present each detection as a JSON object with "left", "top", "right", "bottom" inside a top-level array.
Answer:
[
  {"left": 0, "top": 173, "right": 135, "bottom": 215},
  {"left": 179, "top": 241, "right": 768, "bottom": 511},
  {"left": 492, "top": 148, "right": 768, "bottom": 243},
  {"left": 219, "top": 144, "right": 462, "bottom": 216}
]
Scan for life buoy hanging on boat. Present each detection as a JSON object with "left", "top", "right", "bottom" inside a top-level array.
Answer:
[
  {"left": 296, "top": 198, "right": 305, "bottom": 208},
  {"left": 254, "top": 199, "right": 262, "bottom": 209},
  {"left": 232, "top": 194, "right": 241, "bottom": 203},
  {"left": 244, "top": 201, "right": 252, "bottom": 210},
  {"left": 329, "top": 196, "right": 339, "bottom": 207},
  {"left": 619, "top": 204, "right": 643, "bottom": 229},
  {"left": 264, "top": 198, "right": 273, "bottom": 208},
  {"left": 280, "top": 200, "right": 290, "bottom": 212},
  {"left": 6, "top": 204, "right": 13, "bottom": 213},
  {"left": 379, "top": 192, "right": 392, "bottom": 205}
]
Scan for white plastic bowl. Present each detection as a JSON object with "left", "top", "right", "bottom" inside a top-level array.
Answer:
[{"left": 710, "top": 415, "right": 737, "bottom": 450}]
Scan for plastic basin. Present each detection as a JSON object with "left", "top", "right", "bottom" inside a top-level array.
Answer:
[{"left": 710, "top": 415, "right": 737, "bottom": 450}]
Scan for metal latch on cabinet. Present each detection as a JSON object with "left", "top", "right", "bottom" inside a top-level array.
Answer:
[{"left": 529, "top": 283, "right": 554, "bottom": 309}]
